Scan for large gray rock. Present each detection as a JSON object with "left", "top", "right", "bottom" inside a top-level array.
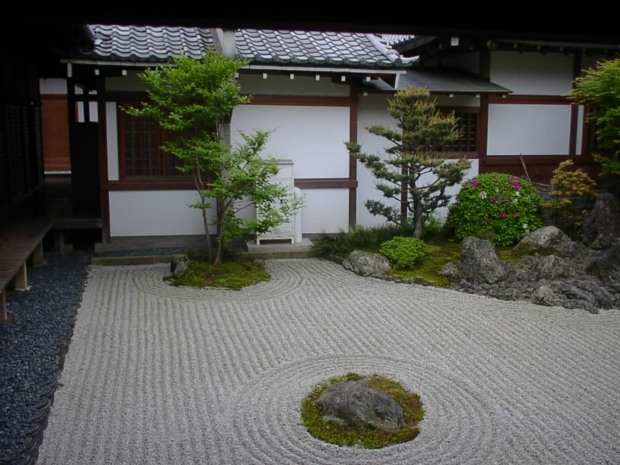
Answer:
[
  {"left": 342, "top": 250, "right": 391, "bottom": 277},
  {"left": 512, "top": 225, "right": 584, "bottom": 258},
  {"left": 457, "top": 237, "right": 510, "bottom": 284},
  {"left": 586, "top": 239, "right": 620, "bottom": 283},
  {"left": 582, "top": 193, "right": 620, "bottom": 250},
  {"left": 316, "top": 378, "right": 404, "bottom": 433}
]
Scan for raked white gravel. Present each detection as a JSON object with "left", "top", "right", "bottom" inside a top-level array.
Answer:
[{"left": 38, "top": 259, "right": 620, "bottom": 465}]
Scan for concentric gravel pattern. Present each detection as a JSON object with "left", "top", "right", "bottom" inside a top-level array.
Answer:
[{"left": 37, "top": 258, "right": 620, "bottom": 465}]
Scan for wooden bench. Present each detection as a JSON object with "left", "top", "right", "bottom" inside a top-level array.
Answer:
[{"left": 0, "top": 219, "right": 54, "bottom": 323}]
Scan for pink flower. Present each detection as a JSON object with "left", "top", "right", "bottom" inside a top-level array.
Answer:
[{"left": 500, "top": 211, "right": 508, "bottom": 218}]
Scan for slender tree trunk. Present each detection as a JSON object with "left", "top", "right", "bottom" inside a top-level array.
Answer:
[
  {"left": 200, "top": 196, "right": 213, "bottom": 262},
  {"left": 413, "top": 198, "right": 423, "bottom": 238}
]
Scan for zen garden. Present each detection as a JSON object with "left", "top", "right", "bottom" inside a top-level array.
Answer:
[{"left": 132, "top": 51, "right": 620, "bottom": 447}]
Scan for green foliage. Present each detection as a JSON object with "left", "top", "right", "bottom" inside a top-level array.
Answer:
[
  {"left": 124, "top": 51, "right": 302, "bottom": 265},
  {"left": 379, "top": 236, "right": 428, "bottom": 269},
  {"left": 300, "top": 373, "right": 424, "bottom": 449},
  {"left": 196, "top": 130, "right": 304, "bottom": 246},
  {"left": 446, "top": 172, "right": 543, "bottom": 246},
  {"left": 348, "top": 88, "right": 471, "bottom": 238},
  {"left": 569, "top": 58, "right": 620, "bottom": 183},
  {"left": 311, "top": 224, "right": 413, "bottom": 258},
  {"left": 542, "top": 160, "right": 598, "bottom": 239},
  {"left": 167, "top": 258, "right": 270, "bottom": 290}
]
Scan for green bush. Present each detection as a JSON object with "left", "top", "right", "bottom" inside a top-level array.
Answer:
[
  {"left": 379, "top": 236, "right": 428, "bottom": 269},
  {"left": 311, "top": 224, "right": 412, "bottom": 258},
  {"left": 446, "top": 172, "right": 543, "bottom": 246}
]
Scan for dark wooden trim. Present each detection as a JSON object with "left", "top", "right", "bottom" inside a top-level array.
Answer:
[
  {"left": 102, "top": 91, "right": 149, "bottom": 101},
  {"left": 478, "top": 94, "right": 489, "bottom": 157},
  {"left": 0, "top": 219, "right": 53, "bottom": 321},
  {"left": 100, "top": 188, "right": 110, "bottom": 243},
  {"left": 483, "top": 155, "right": 594, "bottom": 163},
  {"left": 488, "top": 95, "right": 571, "bottom": 105},
  {"left": 107, "top": 177, "right": 360, "bottom": 191},
  {"left": 479, "top": 154, "right": 599, "bottom": 183},
  {"left": 102, "top": 178, "right": 196, "bottom": 191},
  {"left": 97, "top": 78, "right": 111, "bottom": 242},
  {"left": 294, "top": 178, "right": 357, "bottom": 189},
  {"left": 246, "top": 94, "right": 353, "bottom": 107},
  {"left": 569, "top": 104, "right": 579, "bottom": 156},
  {"left": 348, "top": 89, "right": 358, "bottom": 227}
]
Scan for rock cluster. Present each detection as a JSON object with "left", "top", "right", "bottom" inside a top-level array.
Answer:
[
  {"left": 443, "top": 229, "right": 619, "bottom": 314},
  {"left": 342, "top": 193, "right": 620, "bottom": 314}
]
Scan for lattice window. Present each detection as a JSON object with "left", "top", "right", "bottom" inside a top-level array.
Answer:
[
  {"left": 118, "top": 107, "right": 186, "bottom": 178},
  {"left": 440, "top": 109, "right": 478, "bottom": 153}
]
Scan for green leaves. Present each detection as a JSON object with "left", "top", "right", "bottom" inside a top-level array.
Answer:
[
  {"left": 570, "top": 58, "right": 620, "bottom": 177},
  {"left": 379, "top": 236, "right": 428, "bottom": 269},
  {"left": 123, "top": 51, "right": 302, "bottom": 264},
  {"left": 349, "top": 88, "right": 471, "bottom": 237},
  {"left": 446, "top": 172, "right": 543, "bottom": 246}
]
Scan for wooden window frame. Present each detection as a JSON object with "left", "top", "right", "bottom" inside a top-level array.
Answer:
[
  {"left": 437, "top": 106, "right": 479, "bottom": 158},
  {"left": 117, "top": 102, "right": 190, "bottom": 181}
]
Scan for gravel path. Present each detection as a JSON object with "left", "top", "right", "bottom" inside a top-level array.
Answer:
[{"left": 33, "top": 258, "right": 620, "bottom": 464}]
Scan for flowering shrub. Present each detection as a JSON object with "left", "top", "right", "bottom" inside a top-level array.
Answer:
[
  {"left": 542, "top": 160, "right": 598, "bottom": 239},
  {"left": 380, "top": 236, "right": 428, "bottom": 269},
  {"left": 446, "top": 172, "right": 543, "bottom": 246}
]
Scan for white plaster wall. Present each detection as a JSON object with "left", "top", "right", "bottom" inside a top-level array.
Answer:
[
  {"left": 487, "top": 104, "right": 572, "bottom": 155},
  {"left": 238, "top": 74, "right": 350, "bottom": 96},
  {"left": 231, "top": 103, "right": 351, "bottom": 234},
  {"left": 231, "top": 104, "right": 350, "bottom": 178},
  {"left": 109, "top": 191, "right": 211, "bottom": 237},
  {"left": 490, "top": 51, "right": 574, "bottom": 95},
  {"left": 106, "top": 103, "right": 120, "bottom": 180},
  {"left": 356, "top": 93, "right": 399, "bottom": 228},
  {"left": 300, "top": 189, "right": 349, "bottom": 234},
  {"left": 575, "top": 105, "right": 585, "bottom": 156}
]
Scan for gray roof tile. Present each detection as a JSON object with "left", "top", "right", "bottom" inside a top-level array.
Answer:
[
  {"left": 84, "top": 25, "right": 412, "bottom": 68},
  {"left": 399, "top": 68, "right": 511, "bottom": 94}
]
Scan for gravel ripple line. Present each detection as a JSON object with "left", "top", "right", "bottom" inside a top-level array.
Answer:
[
  {"left": 36, "top": 259, "right": 620, "bottom": 465},
  {"left": 128, "top": 261, "right": 305, "bottom": 302},
  {"left": 229, "top": 355, "right": 500, "bottom": 465}
]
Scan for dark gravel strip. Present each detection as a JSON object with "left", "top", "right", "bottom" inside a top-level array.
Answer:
[
  {"left": 0, "top": 245, "right": 188, "bottom": 465},
  {"left": 0, "top": 250, "right": 92, "bottom": 465}
]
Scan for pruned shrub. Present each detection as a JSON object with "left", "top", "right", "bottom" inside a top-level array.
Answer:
[
  {"left": 446, "top": 172, "right": 543, "bottom": 246},
  {"left": 379, "top": 236, "right": 428, "bottom": 269}
]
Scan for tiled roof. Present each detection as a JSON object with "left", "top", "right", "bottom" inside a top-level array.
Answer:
[
  {"left": 84, "top": 25, "right": 413, "bottom": 68},
  {"left": 380, "top": 34, "right": 415, "bottom": 46},
  {"left": 236, "top": 30, "right": 409, "bottom": 67},
  {"left": 86, "top": 25, "right": 215, "bottom": 62}
]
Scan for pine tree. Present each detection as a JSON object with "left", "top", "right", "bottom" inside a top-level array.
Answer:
[{"left": 348, "top": 89, "right": 471, "bottom": 238}]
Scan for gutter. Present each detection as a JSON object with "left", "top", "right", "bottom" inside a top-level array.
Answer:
[{"left": 62, "top": 59, "right": 408, "bottom": 76}]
